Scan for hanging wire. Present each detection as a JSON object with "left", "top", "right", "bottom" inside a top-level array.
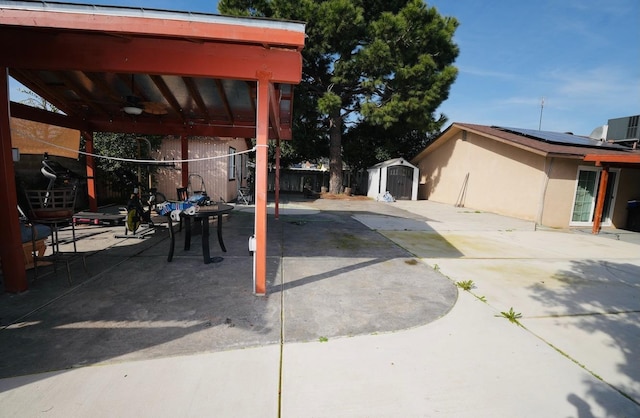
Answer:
[{"left": 23, "top": 134, "right": 256, "bottom": 164}]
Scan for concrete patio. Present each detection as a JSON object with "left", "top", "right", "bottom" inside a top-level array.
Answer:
[{"left": 0, "top": 196, "right": 638, "bottom": 417}]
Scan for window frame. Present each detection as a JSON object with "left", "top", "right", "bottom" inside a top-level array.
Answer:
[{"left": 228, "top": 147, "right": 236, "bottom": 181}]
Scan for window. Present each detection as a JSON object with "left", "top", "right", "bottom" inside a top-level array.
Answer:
[{"left": 228, "top": 147, "right": 236, "bottom": 180}]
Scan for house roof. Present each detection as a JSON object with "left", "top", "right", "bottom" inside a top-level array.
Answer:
[
  {"left": 1, "top": 0, "right": 305, "bottom": 139},
  {"left": 412, "top": 123, "right": 640, "bottom": 165}
]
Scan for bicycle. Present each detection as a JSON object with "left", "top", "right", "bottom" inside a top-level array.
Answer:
[{"left": 124, "top": 181, "right": 167, "bottom": 234}]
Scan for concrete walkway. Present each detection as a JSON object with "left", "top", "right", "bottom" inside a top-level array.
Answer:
[{"left": 1, "top": 198, "right": 639, "bottom": 417}]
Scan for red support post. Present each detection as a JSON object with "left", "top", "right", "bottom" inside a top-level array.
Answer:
[
  {"left": 83, "top": 131, "right": 98, "bottom": 212},
  {"left": 253, "top": 73, "right": 271, "bottom": 295},
  {"left": 592, "top": 166, "right": 609, "bottom": 234},
  {"left": 0, "top": 67, "right": 28, "bottom": 292}
]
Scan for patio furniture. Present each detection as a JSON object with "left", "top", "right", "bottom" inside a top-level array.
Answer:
[
  {"left": 237, "top": 186, "right": 252, "bottom": 205},
  {"left": 166, "top": 203, "right": 234, "bottom": 264},
  {"left": 175, "top": 187, "right": 189, "bottom": 231},
  {"left": 24, "top": 187, "right": 86, "bottom": 283}
]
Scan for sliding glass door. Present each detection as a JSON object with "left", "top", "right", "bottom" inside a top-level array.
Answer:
[{"left": 570, "top": 167, "right": 619, "bottom": 226}]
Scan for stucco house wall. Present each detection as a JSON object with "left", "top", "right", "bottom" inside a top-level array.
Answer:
[
  {"left": 413, "top": 123, "right": 640, "bottom": 229},
  {"left": 416, "top": 130, "right": 548, "bottom": 222},
  {"left": 539, "top": 158, "right": 582, "bottom": 228}
]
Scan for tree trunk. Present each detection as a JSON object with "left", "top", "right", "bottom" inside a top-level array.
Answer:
[{"left": 329, "top": 111, "right": 343, "bottom": 194}]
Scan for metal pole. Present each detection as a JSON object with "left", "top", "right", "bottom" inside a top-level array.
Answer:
[{"left": 538, "top": 97, "right": 544, "bottom": 130}]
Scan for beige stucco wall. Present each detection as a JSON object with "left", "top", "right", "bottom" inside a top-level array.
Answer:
[
  {"left": 415, "top": 129, "right": 640, "bottom": 229},
  {"left": 415, "top": 131, "right": 548, "bottom": 223},
  {"left": 153, "top": 137, "right": 249, "bottom": 203},
  {"left": 543, "top": 162, "right": 640, "bottom": 229},
  {"left": 539, "top": 158, "right": 582, "bottom": 228}
]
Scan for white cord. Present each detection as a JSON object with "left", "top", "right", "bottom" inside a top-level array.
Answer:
[{"left": 23, "top": 134, "right": 256, "bottom": 164}]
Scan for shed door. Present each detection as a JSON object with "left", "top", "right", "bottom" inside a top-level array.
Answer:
[{"left": 387, "top": 165, "right": 413, "bottom": 200}]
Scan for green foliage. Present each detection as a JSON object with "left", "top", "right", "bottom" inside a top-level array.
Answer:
[
  {"left": 455, "top": 280, "right": 475, "bottom": 291},
  {"left": 499, "top": 307, "right": 523, "bottom": 325},
  {"left": 91, "top": 132, "right": 163, "bottom": 198},
  {"left": 343, "top": 121, "right": 438, "bottom": 172},
  {"left": 219, "top": 0, "right": 459, "bottom": 193},
  {"left": 319, "top": 336, "right": 329, "bottom": 342},
  {"left": 19, "top": 89, "right": 60, "bottom": 113}
]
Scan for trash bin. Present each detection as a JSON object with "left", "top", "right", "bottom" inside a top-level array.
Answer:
[{"left": 626, "top": 200, "right": 640, "bottom": 231}]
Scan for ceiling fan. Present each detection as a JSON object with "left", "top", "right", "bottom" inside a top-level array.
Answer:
[{"left": 122, "top": 74, "right": 168, "bottom": 116}]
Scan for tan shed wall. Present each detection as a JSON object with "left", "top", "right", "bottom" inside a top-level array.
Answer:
[{"left": 153, "top": 137, "right": 249, "bottom": 203}]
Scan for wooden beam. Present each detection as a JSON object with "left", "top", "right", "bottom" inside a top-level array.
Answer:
[
  {"left": 268, "top": 83, "right": 282, "bottom": 140},
  {"left": 584, "top": 154, "right": 640, "bottom": 165},
  {"left": 87, "top": 118, "right": 279, "bottom": 138},
  {"left": 0, "top": 28, "right": 303, "bottom": 84},
  {"left": 10, "top": 102, "right": 88, "bottom": 131},
  {"left": 150, "top": 75, "right": 184, "bottom": 122},
  {"left": 0, "top": 67, "right": 28, "bottom": 292},
  {"left": 83, "top": 131, "right": 98, "bottom": 212},
  {"left": 215, "top": 79, "right": 235, "bottom": 123},
  {"left": 0, "top": 7, "right": 306, "bottom": 49},
  {"left": 183, "top": 77, "right": 211, "bottom": 122},
  {"left": 254, "top": 73, "right": 271, "bottom": 295},
  {"left": 592, "top": 166, "right": 609, "bottom": 234}
]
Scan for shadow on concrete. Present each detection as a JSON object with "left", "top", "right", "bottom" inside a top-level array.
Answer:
[
  {"left": 0, "top": 198, "right": 457, "bottom": 381},
  {"left": 527, "top": 260, "right": 640, "bottom": 411}
]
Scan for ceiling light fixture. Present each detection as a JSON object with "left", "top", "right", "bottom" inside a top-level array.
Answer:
[{"left": 123, "top": 106, "right": 143, "bottom": 115}]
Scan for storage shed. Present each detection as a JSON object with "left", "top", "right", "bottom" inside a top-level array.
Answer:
[{"left": 367, "top": 158, "right": 419, "bottom": 200}]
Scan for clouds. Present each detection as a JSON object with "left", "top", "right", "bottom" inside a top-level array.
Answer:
[{"left": 431, "top": 0, "right": 639, "bottom": 135}]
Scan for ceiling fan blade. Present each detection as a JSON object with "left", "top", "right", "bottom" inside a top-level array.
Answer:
[{"left": 142, "top": 101, "right": 169, "bottom": 115}]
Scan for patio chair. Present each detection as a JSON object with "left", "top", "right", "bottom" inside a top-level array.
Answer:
[
  {"left": 175, "top": 187, "right": 189, "bottom": 231},
  {"left": 237, "top": 186, "right": 252, "bottom": 205},
  {"left": 24, "top": 187, "right": 85, "bottom": 283}
]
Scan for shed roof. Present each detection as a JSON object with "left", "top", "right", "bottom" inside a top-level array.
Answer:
[{"left": 368, "top": 157, "right": 417, "bottom": 171}]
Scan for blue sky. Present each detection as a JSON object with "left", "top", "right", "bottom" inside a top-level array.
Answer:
[{"left": 10, "top": 0, "right": 639, "bottom": 136}]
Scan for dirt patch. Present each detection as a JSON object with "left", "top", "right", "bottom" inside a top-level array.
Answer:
[{"left": 320, "top": 193, "right": 371, "bottom": 201}]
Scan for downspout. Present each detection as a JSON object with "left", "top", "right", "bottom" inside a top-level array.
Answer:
[
  {"left": 275, "top": 139, "right": 280, "bottom": 220},
  {"left": 536, "top": 156, "right": 554, "bottom": 229}
]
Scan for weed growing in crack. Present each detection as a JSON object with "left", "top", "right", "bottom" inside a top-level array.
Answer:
[
  {"left": 499, "top": 307, "right": 523, "bottom": 325},
  {"left": 455, "top": 280, "right": 475, "bottom": 291}
]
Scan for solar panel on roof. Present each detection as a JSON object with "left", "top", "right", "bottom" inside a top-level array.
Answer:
[{"left": 495, "top": 126, "right": 630, "bottom": 151}]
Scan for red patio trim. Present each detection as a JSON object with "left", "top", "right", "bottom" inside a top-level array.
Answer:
[{"left": 0, "top": 2, "right": 305, "bottom": 293}]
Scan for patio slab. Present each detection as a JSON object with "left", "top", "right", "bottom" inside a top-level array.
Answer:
[
  {"left": 0, "top": 198, "right": 457, "bottom": 381},
  {"left": 1, "top": 197, "right": 639, "bottom": 416}
]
